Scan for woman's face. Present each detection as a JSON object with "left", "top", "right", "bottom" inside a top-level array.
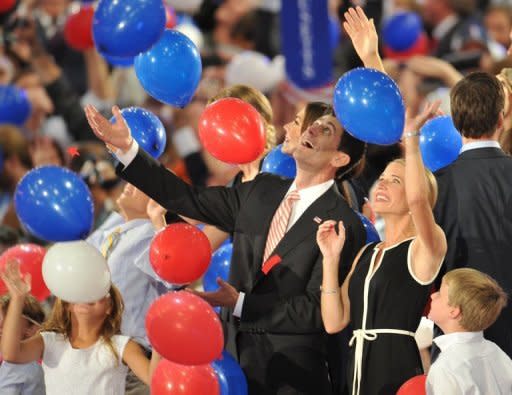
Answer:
[
  {"left": 282, "top": 108, "right": 305, "bottom": 155},
  {"left": 370, "top": 162, "right": 409, "bottom": 216}
]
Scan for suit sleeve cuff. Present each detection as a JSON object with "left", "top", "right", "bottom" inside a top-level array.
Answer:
[
  {"left": 114, "top": 140, "right": 139, "bottom": 167},
  {"left": 233, "top": 291, "right": 245, "bottom": 317}
]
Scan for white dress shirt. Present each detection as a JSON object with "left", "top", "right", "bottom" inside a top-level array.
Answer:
[
  {"left": 459, "top": 140, "right": 501, "bottom": 154},
  {"left": 87, "top": 212, "right": 164, "bottom": 349},
  {"left": 427, "top": 331, "right": 512, "bottom": 395}
]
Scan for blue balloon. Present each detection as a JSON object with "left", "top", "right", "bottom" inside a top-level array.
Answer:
[
  {"left": 14, "top": 166, "right": 94, "bottom": 242},
  {"left": 204, "top": 243, "right": 233, "bottom": 292},
  {"left": 212, "top": 351, "right": 248, "bottom": 395},
  {"left": 355, "top": 212, "right": 380, "bottom": 244},
  {"left": 382, "top": 12, "right": 422, "bottom": 51},
  {"left": 420, "top": 115, "right": 462, "bottom": 172},
  {"left": 261, "top": 144, "right": 296, "bottom": 179},
  {"left": 111, "top": 107, "right": 166, "bottom": 159},
  {"left": 0, "top": 85, "right": 31, "bottom": 126},
  {"left": 334, "top": 68, "right": 405, "bottom": 145},
  {"left": 100, "top": 52, "right": 134, "bottom": 68},
  {"left": 93, "top": 0, "right": 166, "bottom": 57},
  {"left": 135, "top": 29, "right": 202, "bottom": 107}
]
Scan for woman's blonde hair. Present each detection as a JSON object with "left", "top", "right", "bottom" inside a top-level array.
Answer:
[
  {"left": 444, "top": 268, "right": 508, "bottom": 331},
  {"left": 208, "top": 84, "right": 277, "bottom": 152},
  {"left": 40, "top": 285, "right": 124, "bottom": 363},
  {"left": 391, "top": 158, "right": 438, "bottom": 208}
]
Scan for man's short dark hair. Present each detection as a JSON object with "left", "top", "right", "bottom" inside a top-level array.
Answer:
[{"left": 450, "top": 72, "right": 505, "bottom": 138}]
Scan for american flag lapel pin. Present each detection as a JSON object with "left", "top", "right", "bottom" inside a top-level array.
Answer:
[{"left": 313, "top": 216, "right": 322, "bottom": 224}]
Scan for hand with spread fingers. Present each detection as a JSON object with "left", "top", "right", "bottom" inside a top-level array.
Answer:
[
  {"left": 84, "top": 104, "right": 133, "bottom": 153},
  {"left": 0, "top": 260, "right": 31, "bottom": 299},
  {"left": 188, "top": 278, "right": 239, "bottom": 308},
  {"left": 344, "top": 6, "right": 379, "bottom": 67}
]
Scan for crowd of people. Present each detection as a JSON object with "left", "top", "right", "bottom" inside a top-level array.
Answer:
[{"left": 1, "top": 0, "right": 512, "bottom": 394}]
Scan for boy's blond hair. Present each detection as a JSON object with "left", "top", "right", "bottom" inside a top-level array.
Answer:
[{"left": 444, "top": 268, "right": 508, "bottom": 331}]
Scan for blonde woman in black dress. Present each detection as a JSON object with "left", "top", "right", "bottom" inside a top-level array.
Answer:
[{"left": 317, "top": 99, "right": 447, "bottom": 395}]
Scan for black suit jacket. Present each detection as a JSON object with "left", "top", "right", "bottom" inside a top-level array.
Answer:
[
  {"left": 118, "top": 149, "right": 366, "bottom": 394},
  {"left": 434, "top": 147, "right": 512, "bottom": 357}
]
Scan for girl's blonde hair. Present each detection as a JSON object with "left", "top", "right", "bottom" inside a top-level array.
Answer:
[
  {"left": 40, "top": 285, "right": 124, "bottom": 363},
  {"left": 208, "top": 84, "right": 277, "bottom": 152},
  {"left": 391, "top": 158, "right": 438, "bottom": 208}
]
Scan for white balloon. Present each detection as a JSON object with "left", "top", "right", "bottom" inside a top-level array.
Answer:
[
  {"left": 42, "top": 241, "right": 111, "bottom": 303},
  {"left": 174, "top": 23, "right": 204, "bottom": 51}
]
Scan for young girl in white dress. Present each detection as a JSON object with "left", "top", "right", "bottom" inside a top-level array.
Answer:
[{"left": 0, "top": 260, "right": 160, "bottom": 395}]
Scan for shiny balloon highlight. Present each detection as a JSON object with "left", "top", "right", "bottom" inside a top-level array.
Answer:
[
  {"left": 14, "top": 166, "right": 94, "bottom": 242},
  {"left": 334, "top": 68, "right": 405, "bottom": 145},
  {"left": 146, "top": 291, "right": 224, "bottom": 365},
  {"left": 93, "top": 0, "right": 166, "bottom": 58},
  {"left": 112, "top": 107, "right": 166, "bottom": 159},
  {"left": 135, "top": 29, "right": 202, "bottom": 107},
  {"left": 420, "top": 116, "right": 462, "bottom": 172},
  {"left": 198, "top": 98, "right": 266, "bottom": 164}
]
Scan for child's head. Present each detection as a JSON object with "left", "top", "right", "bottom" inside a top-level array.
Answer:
[
  {"left": 42, "top": 284, "right": 124, "bottom": 337},
  {"left": 0, "top": 294, "right": 45, "bottom": 340},
  {"left": 429, "top": 268, "right": 508, "bottom": 333}
]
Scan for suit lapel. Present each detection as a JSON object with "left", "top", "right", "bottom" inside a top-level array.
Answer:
[{"left": 252, "top": 185, "right": 342, "bottom": 286}]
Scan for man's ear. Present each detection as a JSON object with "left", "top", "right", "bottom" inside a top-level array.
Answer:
[{"left": 331, "top": 151, "right": 350, "bottom": 169}]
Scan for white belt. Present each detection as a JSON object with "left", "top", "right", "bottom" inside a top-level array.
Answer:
[{"left": 349, "top": 328, "right": 416, "bottom": 395}]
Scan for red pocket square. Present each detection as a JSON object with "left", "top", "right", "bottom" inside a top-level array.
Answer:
[{"left": 262, "top": 254, "right": 282, "bottom": 275}]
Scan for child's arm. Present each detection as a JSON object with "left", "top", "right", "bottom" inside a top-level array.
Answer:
[
  {"left": 123, "top": 340, "right": 161, "bottom": 385},
  {"left": 0, "top": 261, "right": 44, "bottom": 363}
]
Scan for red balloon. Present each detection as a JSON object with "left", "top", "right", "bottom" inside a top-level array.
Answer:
[
  {"left": 0, "top": 0, "right": 16, "bottom": 13},
  {"left": 397, "top": 374, "right": 427, "bottom": 395},
  {"left": 146, "top": 291, "right": 224, "bottom": 365},
  {"left": 383, "top": 33, "right": 429, "bottom": 61},
  {"left": 0, "top": 244, "right": 49, "bottom": 301},
  {"left": 64, "top": 6, "right": 95, "bottom": 51},
  {"left": 198, "top": 98, "right": 266, "bottom": 164},
  {"left": 151, "top": 359, "right": 219, "bottom": 395},
  {"left": 165, "top": 6, "right": 176, "bottom": 29},
  {"left": 150, "top": 223, "right": 212, "bottom": 285}
]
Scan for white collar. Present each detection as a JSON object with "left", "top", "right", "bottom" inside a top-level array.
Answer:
[
  {"left": 433, "top": 14, "right": 459, "bottom": 41},
  {"left": 433, "top": 331, "right": 484, "bottom": 351},
  {"left": 460, "top": 140, "right": 501, "bottom": 154},
  {"left": 288, "top": 179, "right": 334, "bottom": 199}
]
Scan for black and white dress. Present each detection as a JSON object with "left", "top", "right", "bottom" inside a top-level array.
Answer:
[{"left": 347, "top": 238, "right": 442, "bottom": 395}]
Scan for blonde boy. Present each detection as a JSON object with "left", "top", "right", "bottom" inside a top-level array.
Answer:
[{"left": 427, "top": 268, "right": 512, "bottom": 394}]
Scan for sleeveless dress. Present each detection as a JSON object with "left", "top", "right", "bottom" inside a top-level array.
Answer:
[{"left": 347, "top": 238, "right": 440, "bottom": 395}]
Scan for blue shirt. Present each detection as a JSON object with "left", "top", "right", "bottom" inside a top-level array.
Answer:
[
  {"left": 87, "top": 212, "right": 169, "bottom": 349},
  {"left": 0, "top": 361, "right": 45, "bottom": 395}
]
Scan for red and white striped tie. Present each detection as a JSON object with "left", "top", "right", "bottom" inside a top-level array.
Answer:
[{"left": 263, "top": 190, "right": 300, "bottom": 263}]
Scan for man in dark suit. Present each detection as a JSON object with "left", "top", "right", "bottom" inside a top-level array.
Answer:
[
  {"left": 85, "top": 104, "right": 366, "bottom": 394},
  {"left": 434, "top": 72, "right": 512, "bottom": 358}
]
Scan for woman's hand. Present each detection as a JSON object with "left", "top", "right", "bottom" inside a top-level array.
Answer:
[
  {"left": 343, "top": 6, "right": 379, "bottom": 64},
  {"left": 0, "top": 260, "right": 31, "bottom": 299},
  {"left": 84, "top": 104, "right": 133, "bottom": 153},
  {"left": 316, "top": 220, "right": 346, "bottom": 262},
  {"left": 403, "top": 100, "right": 442, "bottom": 138}
]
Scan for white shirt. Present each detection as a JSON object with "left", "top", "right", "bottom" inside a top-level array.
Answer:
[
  {"left": 427, "top": 331, "right": 512, "bottom": 395},
  {"left": 41, "top": 332, "right": 130, "bottom": 395},
  {"left": 87, "top": 212, "right": 163, "bottom": 349},
  {"left": 234, "top": 179, "right": 335, "bottom": 317},
  {"left": 0, "top": 361, "right": 45, "bottom": 395},
  {"left": 460, "top": 140, "right": 501, "bottom": 154}
]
